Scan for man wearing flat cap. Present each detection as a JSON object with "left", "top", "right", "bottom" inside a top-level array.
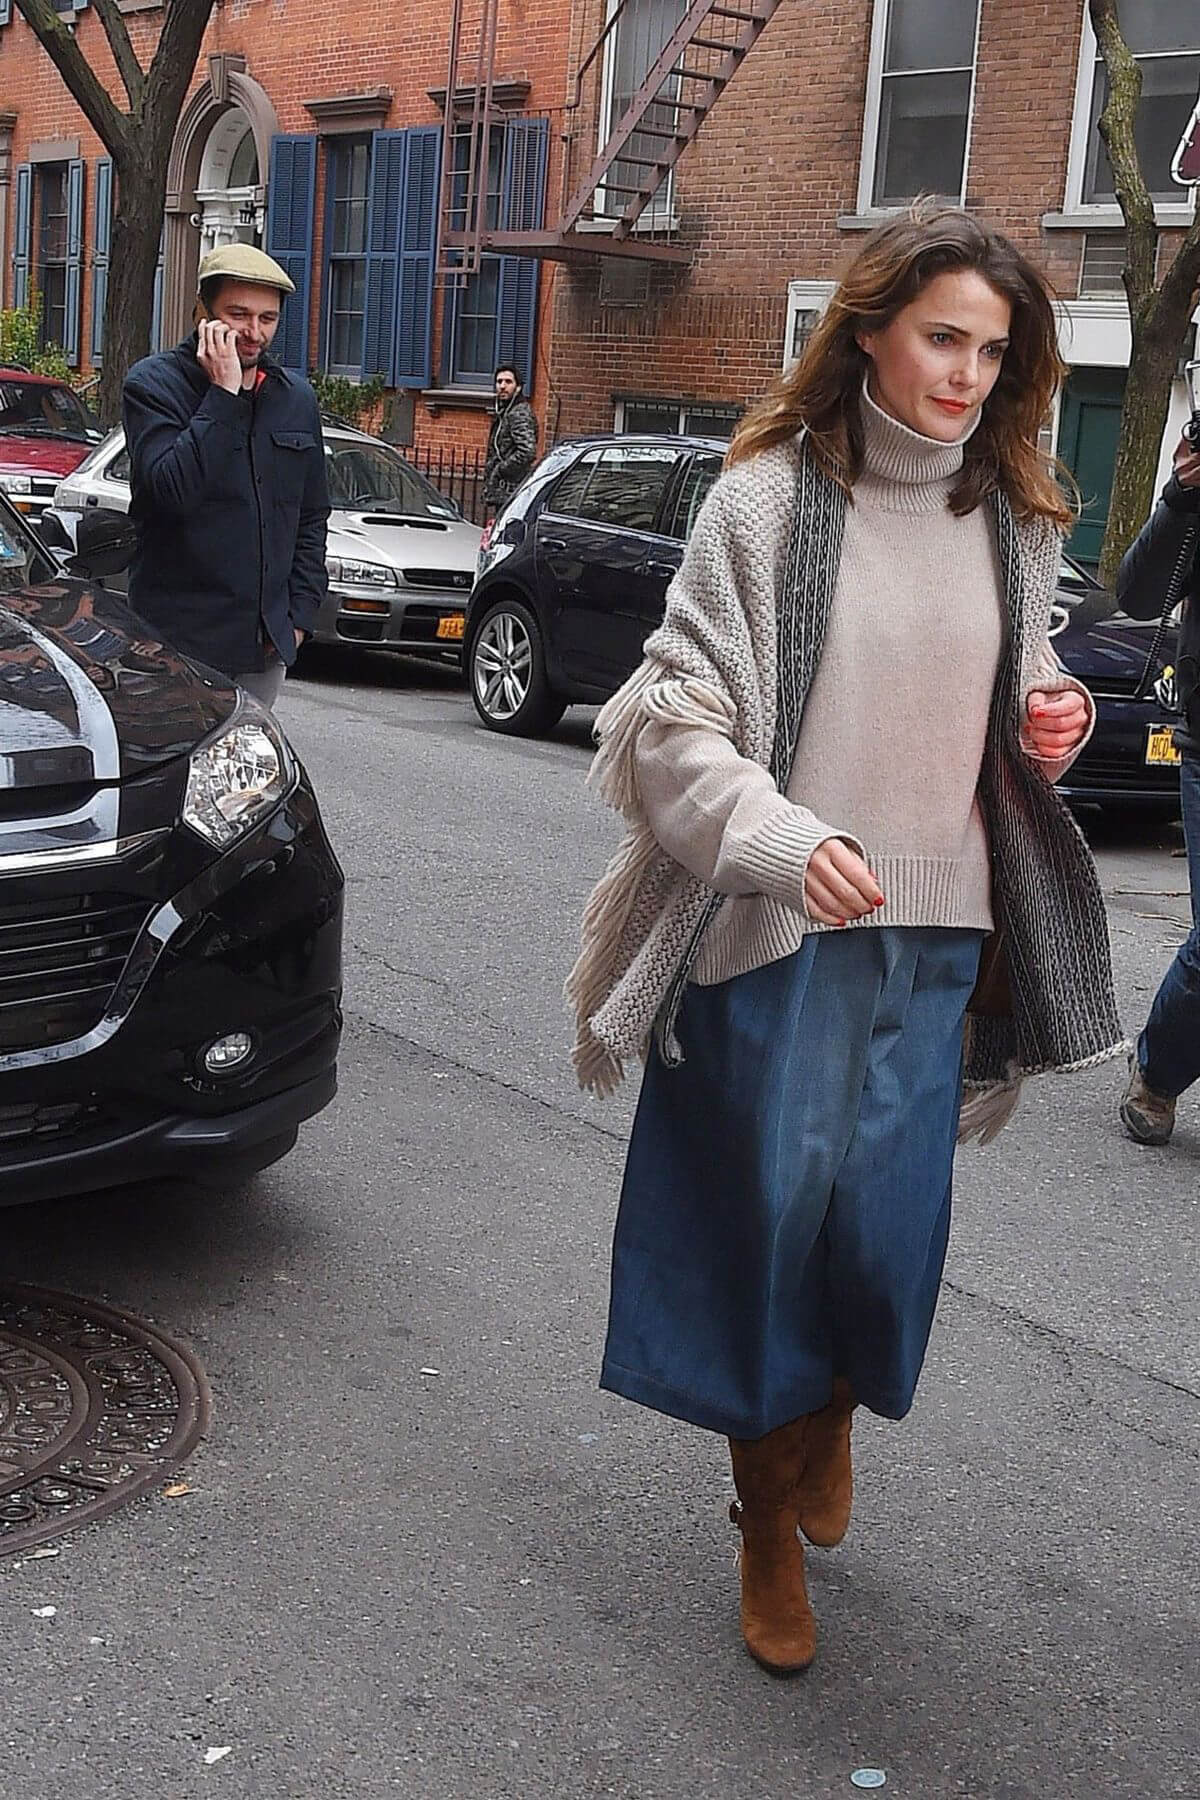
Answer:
[{"left": 122, "top": 244, "right": 329, "bottom": 708}]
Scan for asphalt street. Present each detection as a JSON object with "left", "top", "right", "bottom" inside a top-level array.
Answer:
[{"left": 2, "top": 645, "right": 1197, "bottom": 1800}]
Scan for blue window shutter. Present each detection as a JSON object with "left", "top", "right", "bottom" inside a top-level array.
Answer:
[
  {"left": 363, "top": 130, "right": 407, "bottom": 383},
  {"left": 0, "top": 1, "right": 12, "bottom": 28},
  {"left": 12, "top": 165, "right": 31, "bottom": 311},
  {"left": 394, "top": 126, "right": 441, "bottom": 389},
  {"left": 265, "top": 134, "right": 316, "bottom": 374},
  {"left": 64, "top": 159, "right": 85, "bottom": 366},
  {"left": 495, "top": 118, "right": 548, "bottom": 393},
  {"left": 90, "top": 158, "right": 112, "bottom": 365}
]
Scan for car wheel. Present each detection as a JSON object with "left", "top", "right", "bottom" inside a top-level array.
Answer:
[{"left": 469, "top": 598, "right": 566, "bottom": 737}]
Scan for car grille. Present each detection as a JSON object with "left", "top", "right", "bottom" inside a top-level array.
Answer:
[
  {"left": 7, "top": 476, "right": 59, "bottom": 520},
  {"left": 400, "top": 568, "right": 473, "bottom": 592},
  {"left": 1067, "top": 746, "right": 1180, "bottom": 792},
  {"left": 1086, "top": 675, "right": 1149, "bottom": 699},
  {"left": 0, "top": 1097, "right": 109, "bottom": 1147},
  {"left": 0, "top": 892, "right": 148, "bottom": 1054}
]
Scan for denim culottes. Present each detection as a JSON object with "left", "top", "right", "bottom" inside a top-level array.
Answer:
[{"left": 600, "top": 926, "right": 984, "bottom": 1439}]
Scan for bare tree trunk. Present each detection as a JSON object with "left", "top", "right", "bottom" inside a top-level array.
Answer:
[
  {"left": 1089, "top": 0, "right": 1200, "bottom": 586},
  {"left": 98, "top": 158, "right": 169, "bottom": 426},
  {"left": 13, "top": 0, "right": 218, "bottom": 422},
  {"left": 1099, "top": 320, "right": 1182, "bottom": 588}
]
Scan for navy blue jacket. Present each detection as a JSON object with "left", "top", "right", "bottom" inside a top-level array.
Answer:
[
  {"left": 122, "top": 339, "right": 329, "bottom": 676},
  {"left": 1117, "top": 470, "right": 1200, "bottom": 754}
]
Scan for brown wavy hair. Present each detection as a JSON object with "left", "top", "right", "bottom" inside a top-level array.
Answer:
[{"left": 728, "top": 201, "right": 1074, "bottom": 528}]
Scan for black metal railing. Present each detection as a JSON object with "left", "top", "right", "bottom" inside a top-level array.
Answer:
[{"left": 409, "top": 444, "right": 488, "bottom": 525}]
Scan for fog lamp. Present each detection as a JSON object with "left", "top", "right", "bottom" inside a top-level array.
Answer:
[{"left": 202, "top": 1032, "right": 254, "bottom": 1074}]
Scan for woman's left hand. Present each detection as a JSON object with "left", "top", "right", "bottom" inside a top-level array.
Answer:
[{"left": 1024, "top": 687, "right": 1090, "bottom": 759}]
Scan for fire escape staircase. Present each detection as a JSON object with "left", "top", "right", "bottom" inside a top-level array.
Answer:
[{"left": 438, "top": 0, "right": 784, "bottom": 271}]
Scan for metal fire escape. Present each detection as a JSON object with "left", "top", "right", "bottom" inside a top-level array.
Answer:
[{"left": 437, "top": 0, "right": 784, "bottom": 274}]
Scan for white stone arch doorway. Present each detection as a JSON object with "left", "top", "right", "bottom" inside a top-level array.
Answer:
[
  {"left": 161, "top": 56, "right": 282, "bottom": 346},
  {"left": 194, "top": 108, "right": 263, "bottom": 259}
]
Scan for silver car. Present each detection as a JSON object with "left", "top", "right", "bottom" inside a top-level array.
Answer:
[{"left": 50, "top": 419, "right": 482, "bottom": 661}]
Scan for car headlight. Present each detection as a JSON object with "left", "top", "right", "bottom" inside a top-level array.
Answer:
[
  {"left": 0, "top": 474, "right": 32, "bottom": 495},
  {"left": 326, "top": 556, "right": 397, "bottom": 587},
  {"left": 182, "top": 712, "right": 294, "bottom": 848}
]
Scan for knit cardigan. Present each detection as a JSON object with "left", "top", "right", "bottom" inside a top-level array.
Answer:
[{"left": 564, "top": 431, "right": 1126, "bottom": 1142}]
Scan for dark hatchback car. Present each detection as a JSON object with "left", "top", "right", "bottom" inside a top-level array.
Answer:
[
  {"left": 0, "top": 497, "right": 344, "bottom": 1204},
  {"left": 466, "top": 433, "right": 1183, "bottom": 810}
]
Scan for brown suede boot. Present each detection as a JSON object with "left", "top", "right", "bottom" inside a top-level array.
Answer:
[
  {"left": 728, "top": 1420, "right": 816, "bottom": 1675},
  {"left": 796, "top": 1379, "right": 855, "bottom": 1548}
]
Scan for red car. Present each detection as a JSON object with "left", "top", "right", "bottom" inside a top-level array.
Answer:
[{"left": 0, "top": 367, "right": 102, "bottom": 525}]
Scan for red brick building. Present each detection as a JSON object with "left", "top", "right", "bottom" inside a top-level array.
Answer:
[{"left": 0, "top": 0, "right": 1197, "bottom": 555}]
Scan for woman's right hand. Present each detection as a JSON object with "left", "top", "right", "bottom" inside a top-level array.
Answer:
[{"left": 804, "top": 838, "right": 884, "bottom": 927}]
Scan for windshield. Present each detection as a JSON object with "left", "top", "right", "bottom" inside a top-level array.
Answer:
[
  {"left": 324, "top": 439, "right": 457, "bottom": 518},
  {"left": 0, "top": 379, "right": 96, "bottom": 443},
  {"left": 0, "top": 495, "right": 58, "bottom": 591}
]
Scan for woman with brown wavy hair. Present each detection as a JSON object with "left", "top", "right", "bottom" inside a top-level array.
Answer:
[{"left": 566, "top": 202, "right": 1124, "bottom": 1675}]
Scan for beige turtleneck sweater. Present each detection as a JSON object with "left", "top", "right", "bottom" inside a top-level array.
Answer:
[{"left": 634, "top": 387, "right": 1007, "bottom": 986}]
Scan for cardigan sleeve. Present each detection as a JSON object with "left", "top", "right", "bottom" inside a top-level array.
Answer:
[
  {"left": 634, "top": 719, "right": 864, "bottom": 910},
  {"left": 1019, "top": 638, "right": 1096, "bottom": 784}
]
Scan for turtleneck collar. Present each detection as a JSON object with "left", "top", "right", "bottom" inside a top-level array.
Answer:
[{"left": 856, "top": 375, "right": 978, "bottom": 513}]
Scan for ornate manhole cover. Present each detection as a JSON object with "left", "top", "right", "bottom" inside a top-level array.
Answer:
[{"left": 0, "top": 1284, "right": 211, "bottom": 1556}]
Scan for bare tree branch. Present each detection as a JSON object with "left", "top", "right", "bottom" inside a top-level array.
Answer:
[
  {"left": 91, "top": 0, "right": 146, "bottom": 113},
  {"left": 12, "top": 0, "right": 130, "bottom": 155},
  {"left": 142, "top": 0, "right": 220, "bottom": 144},
  {"left": 1089, "top": 0, "right": 1156, "bottom": 313}
]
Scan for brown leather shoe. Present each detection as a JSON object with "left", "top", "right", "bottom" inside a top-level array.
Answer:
[
  {"left": 1120, "top": 1055, "right": 1176, "bottom": 1146},
  {"left": 728, "top": 1420, "right": 816, "bottom": 1675},
  {"left": 796, "top": 1379, "right": 855, "bottom": 1548}
]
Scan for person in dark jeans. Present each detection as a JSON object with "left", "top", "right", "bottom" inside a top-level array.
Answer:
[
  {"left": 481, "top": 364, "right": 538, "bottom": 518},
  {"left": 1117, "top": 429, "right": 1200, "bottom": 1144}
]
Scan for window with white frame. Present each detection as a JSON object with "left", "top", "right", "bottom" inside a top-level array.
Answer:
[
  {"left": 598, "top": 0, "right": 688, "bottom": 226},
  {"left": 614, "top": 396, "right": 741, "bottom": 437},
  {"left": 1073, "top": 3, "right": 1200, "bottom": 206},
  {"left": 859, "top": 0, "right": 982, "bottom": 212},
  {"left": 784, "top": 281, "right": 836, "bottom": 368}
]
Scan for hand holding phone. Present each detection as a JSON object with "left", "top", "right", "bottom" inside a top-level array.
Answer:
[{"left": 196, "top": 316, "right": 243, "bottom": 395}]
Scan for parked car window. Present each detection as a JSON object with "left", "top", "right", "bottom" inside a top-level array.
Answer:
[
  {"left": 667, "top": 452, "right": 723, "bottom": 542},
  {"left": 0, "top": 500, "right": 56, "bottom": 590},
  {"left": 572, "top": 444, "right": 678, "bottom": 532},
  {"left": 0, "top": 379, "right": 96, "bottom": 442},
  {"left": 324, "top": 439, "right": 455, "bottom": 519},
  {"left": 107, "top": 445, "right": 131, "bottom": 484},
  {"left": 545, "top": 450, "right": 603, "bottom": 519}
]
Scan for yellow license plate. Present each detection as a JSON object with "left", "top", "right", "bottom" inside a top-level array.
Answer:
[
  {"left": 1145, "top": 724, "right": 1182, "bottom": 767},
  {"left": 436, "top": 614, "right": 465, "bottom": 641}
]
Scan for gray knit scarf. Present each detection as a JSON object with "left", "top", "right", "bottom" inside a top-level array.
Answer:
[{"left": 566, "top": 437, "right": 1126, "bottom": 1141}]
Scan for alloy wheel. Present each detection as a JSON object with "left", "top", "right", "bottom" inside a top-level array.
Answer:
[{"left": 473, "top": 609, "right": 534, "bottom": 722}]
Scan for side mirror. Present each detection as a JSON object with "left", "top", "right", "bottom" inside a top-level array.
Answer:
[
  {"left": 36, "top": 510, "right": 74, "bottom": 554},
  {"left": 67, "top": 506, "right": 136, "bottom": 578}
]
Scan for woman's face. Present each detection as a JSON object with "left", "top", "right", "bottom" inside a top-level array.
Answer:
[{"left": 856, "top": 268, "right": 1012, "bottom": 443}]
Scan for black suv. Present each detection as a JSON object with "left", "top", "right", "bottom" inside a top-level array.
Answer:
[
  {"left": 0, "top": 497, "right": 344, "bottom": 1203},
  {"left": 465, "top": 435, "right": 725, "bottom": 736}
]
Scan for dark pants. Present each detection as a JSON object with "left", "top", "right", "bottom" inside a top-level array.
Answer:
[{"left": 1139, "top": 752, "right": 1200, "bottom": 1098}]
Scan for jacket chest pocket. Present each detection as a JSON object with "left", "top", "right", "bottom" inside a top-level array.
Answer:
[{"left": 270, "top": 431, "right": 316, "bottom": 504}]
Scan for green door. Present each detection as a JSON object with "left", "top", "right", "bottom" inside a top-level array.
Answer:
[{"left": 1058, "top": 366, "right": 1127, "bottom": 569}]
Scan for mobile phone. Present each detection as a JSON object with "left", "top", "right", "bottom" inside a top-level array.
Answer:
[{"left": 1185, "top": 359, "right": 1200, "bottom": 445}]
